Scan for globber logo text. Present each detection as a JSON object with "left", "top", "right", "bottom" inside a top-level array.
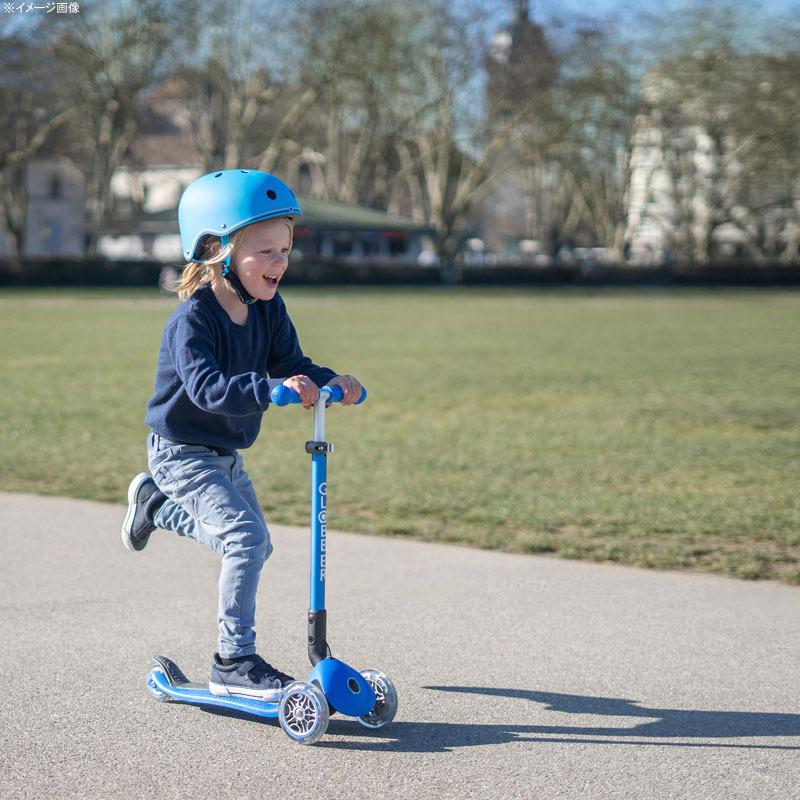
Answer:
[{"left": 318, "top": 482, "right": 327, "bottom": 580}]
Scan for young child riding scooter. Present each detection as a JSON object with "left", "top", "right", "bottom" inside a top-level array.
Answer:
[{"left": 121, "top": 169, "right": 362, "bottom": 700}]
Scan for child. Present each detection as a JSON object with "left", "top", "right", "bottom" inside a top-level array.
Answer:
[{"left": 121, "top": 169, "right": 362, "bottom": 700}]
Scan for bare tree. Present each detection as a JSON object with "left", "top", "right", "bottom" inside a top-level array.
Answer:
[
  {"left": 0, "top": 33, "right": 74, "bottom": 257},
  {"left": 728, "top": 51, "right": 800, "bottom": 263},
  {"left": 281, "top": 0, "right": 425, "bottom": 207},
  {"left": 168, "top": 0, "right": 313, "bottom": 174},
  {"left": 552, "top": 25, "right": 637, "bottom": 259},
  {"left": 383, "top": 1, "right": 530, "bottom": 279},
  {"left": 484, "top": 9, "right": 641, "bottom": 261},
  {"left": 635, "top": 2, "right": 800, "bottom": 264},
  {"left": 281, "top": 0, "right": 530, "bottom": 279},
  {"left": 52, "top": 0, "right": 177, "bottom": 253}
]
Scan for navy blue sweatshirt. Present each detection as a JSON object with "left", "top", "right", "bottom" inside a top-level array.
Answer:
[{"left": 145, "top": 286, "right": 337, "bottom": 449}]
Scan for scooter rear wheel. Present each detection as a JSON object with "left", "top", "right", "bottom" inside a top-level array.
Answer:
[
  {"left": 356, "top": 669, "right": 398, "bottom": 729},
  {"left": 278, "top": 681, "right": 329, "bottom": 744}
]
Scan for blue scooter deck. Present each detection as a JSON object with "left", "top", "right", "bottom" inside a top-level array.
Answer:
[{"left": 148, "top": 655, "right": 279, "bottom": 719}]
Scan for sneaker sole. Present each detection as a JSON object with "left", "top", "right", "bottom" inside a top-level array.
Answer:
[
  {"left": 121, "top": 472, "right": 152, "bottom": 552},
  {"left": 208, "top": 681, "right": 282, "bottom": 702}
]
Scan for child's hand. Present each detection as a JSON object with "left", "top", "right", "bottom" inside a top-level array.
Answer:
[
  {"left": 326, "top": 375, "right": 363, "bottom": 405},
  {"left": 282, "top": 375, "right": 319, "bottom": 409}
]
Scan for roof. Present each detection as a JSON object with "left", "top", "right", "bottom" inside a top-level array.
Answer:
[
  {"left": 104, "top": 196, "right": 431, "bottom": 235},
  {"left": 296, "top": 197, "right": 429, "bottom": 232},
  {"left": 127, "top": 133, "right": 202, "bottom": 169}
]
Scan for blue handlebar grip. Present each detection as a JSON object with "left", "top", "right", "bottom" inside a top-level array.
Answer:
[
  {"left": 323, "top": 385, "right": 368, "bottom": 404},
  {"left": 269, "top": 384, "right": 368, "bottom": 407},
  {"left": 270, "top": 384, "right": 301, "bottom": 406}
]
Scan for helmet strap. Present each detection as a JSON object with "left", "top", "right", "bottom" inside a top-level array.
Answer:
[{"left": 219, "top": 234, "right": 256, "bottom": 305}]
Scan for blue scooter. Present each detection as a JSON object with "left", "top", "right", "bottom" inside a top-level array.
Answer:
[{"left": 146, "top": 384, "right": 398, "bottom": 744}]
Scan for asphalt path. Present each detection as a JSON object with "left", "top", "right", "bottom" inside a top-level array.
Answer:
[{"left": 1, "top": 492, "right": 798, "bottom": 800}]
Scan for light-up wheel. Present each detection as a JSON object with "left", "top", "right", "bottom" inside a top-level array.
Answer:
[
  {"left": 278, "top": 681, "right": 330, "bottom": 745},
  {"left": 356, "top": 669, "right": 397, "bottom": 729}
]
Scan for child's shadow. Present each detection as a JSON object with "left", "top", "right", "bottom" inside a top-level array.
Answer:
[{"left": 198, "top": 685, "right": 800, "bottom": 753}]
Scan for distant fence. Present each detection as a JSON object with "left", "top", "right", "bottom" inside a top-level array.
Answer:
[
  {"left": 462, "top": 262, "right": 800, "bottom": 287},
  {"left": 1, "top": 256, "right": 800, "bottom": 287}
]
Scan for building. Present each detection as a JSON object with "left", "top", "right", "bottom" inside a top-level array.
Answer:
[
  {"left": 480, "top": 1, "right": 559, "bottom": 263},
  {"left": 0, "top": 157, "right": 86, "bottom": 257},
  {"left": 485, "top": 0, "right": 558, "bottom": 121},
  {"left": 624, "top": 71, "right": 718, "bottom": 266},
  {"left": 625, "top": 55, "right": 800, "bottom": 265},
  {"left": 99, "top": 163, "right": 434, "bottom": 266}
]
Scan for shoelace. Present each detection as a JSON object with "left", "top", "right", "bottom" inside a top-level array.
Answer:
[{"left": 247, "top": 657, "right": 294, "bottom": 689}]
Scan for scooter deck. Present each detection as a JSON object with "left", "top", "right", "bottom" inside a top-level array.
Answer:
[{"left": 148, "top": 655, "right": 279, "bottom": 718}]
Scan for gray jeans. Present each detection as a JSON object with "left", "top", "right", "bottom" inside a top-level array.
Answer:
[{"left": 146, "top": 432, "right": 273, "bottom": 658}]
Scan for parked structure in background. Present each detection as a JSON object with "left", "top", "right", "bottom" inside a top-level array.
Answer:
[
  {"left": 0, "top": 152, "right": 433, "bottom": 267},
  {"left": 0, "top": 158, "right": 85, "bottom": 256},
  {"left": 99, "top": 163, "right": 434, "bottom": 265}
]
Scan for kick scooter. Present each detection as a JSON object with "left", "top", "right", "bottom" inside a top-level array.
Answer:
[{"left": 145, "top": 384, "right": 398, "bottom": 744}]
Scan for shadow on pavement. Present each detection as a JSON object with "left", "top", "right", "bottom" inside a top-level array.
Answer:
[{"left": 194, "top": 686, "right": 800, "bottom": 753}]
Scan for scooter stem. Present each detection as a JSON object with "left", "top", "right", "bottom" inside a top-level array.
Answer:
[
  {"left": 269, "top": 383, "right": 367, "bottom": 667},
  {"left": 307, "top": 392, "right": 331, "bottom": 666}
]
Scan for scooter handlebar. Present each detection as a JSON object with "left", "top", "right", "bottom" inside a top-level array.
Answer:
[{"left": 270, "top": 383, "right": 368, "bottom": 407}]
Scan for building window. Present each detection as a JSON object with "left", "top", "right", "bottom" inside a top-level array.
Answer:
[
  {"left": 361, "top": 237, "right": 380, "bottom": 257},
  {"left": 332, "top": 235, "right": 353, "bottom": 257},
  {"left": 388, "top": 237, "right": 408, "bottom": 256},
  {"left": 42, "top": 219, "right": 63, "bottom": 254},
  {"left": 381, "top": 230, "right": 408, "bottom": 256}
]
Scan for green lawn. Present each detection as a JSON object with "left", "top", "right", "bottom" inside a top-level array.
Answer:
[{"left": 1, "top": 286, "right": 798, "bottom": 583}]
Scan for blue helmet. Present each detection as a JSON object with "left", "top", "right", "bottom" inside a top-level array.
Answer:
[{"left": 178, "top": 169, "right": 302, "bottom": 262}]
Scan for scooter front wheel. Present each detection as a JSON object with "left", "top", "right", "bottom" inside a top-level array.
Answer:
[
  {"left": 356, "top": 669, "right": 398, "bottom": 729},
  {"left": 278, "top": 681, "right": 330, "bottom": 745}
]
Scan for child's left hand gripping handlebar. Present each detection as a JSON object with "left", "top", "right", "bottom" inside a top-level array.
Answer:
[{"left": 270, "top": 384, "right": 368, "bottom": 407}]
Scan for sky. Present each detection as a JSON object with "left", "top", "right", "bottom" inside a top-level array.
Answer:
[
  {"left": 489, "top": 0, "right": 799, "bottom": 18},
  {"left": 6, "top": 0, "right": 800, "bottom": 58},
  {"left": 477, "top": 0, "right": 800, "bottom": 41},
  {"left": 4, "top": 0, "right": 800, "bottom": 29},
  {"left": 474, "top": 0, "right": 800, "bottom": 67}
]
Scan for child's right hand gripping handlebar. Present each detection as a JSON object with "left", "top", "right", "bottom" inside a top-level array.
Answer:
[{"left": 270, "top": 383, "right": 368, "bottom": 407}]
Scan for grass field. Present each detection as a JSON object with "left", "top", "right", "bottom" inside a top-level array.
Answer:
[{"left": 1, "top": 286, "right": 798, "bottom": 583}]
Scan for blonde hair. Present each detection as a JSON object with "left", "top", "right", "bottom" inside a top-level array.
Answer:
[{"left": 175, "top": 216, "right": 295, "bottom": 300}]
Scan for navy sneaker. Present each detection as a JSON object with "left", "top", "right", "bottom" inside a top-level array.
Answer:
[
  {"left": 121, "top": 473, "right": 166, "bottom": 552},
  {"left": 209, "top": 653, "right": 295, "bottom": 701}
]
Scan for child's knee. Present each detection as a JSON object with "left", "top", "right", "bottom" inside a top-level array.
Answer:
[
  {"left": 254, "top": 524, "right": 272, "bottom": 561},
  {"left": 228, "top": 523, "right": 271, "bottom": 562},
  {"left": 255, "top": 525, "right": 273, "bottom": 562}
]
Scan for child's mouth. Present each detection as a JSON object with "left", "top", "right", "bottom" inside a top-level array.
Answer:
[{"left": 264, "top": 275, "right": 279, "bottom": 287}]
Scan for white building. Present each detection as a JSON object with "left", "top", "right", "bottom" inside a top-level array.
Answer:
[
  {"left": 0, "top": 157, "right": 86, "bottom": 256},
  {"left": 623, "top": 61, "right": 797, "bottom": 266},
  {"left": 99, "top": 163, "right": 199, "bottom": 261}
]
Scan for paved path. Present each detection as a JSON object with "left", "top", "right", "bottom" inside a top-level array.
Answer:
[{"left": 1, "top": 492, "right": 798, "bottom": 799}]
